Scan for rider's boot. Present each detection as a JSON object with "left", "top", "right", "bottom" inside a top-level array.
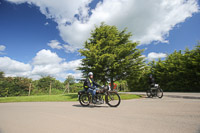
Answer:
[
  {"left": 92, "top": 97, "right": 96, "bottom": 104},
  {"left": 96, "top": 96, "right": 99, "bottom": 102}
]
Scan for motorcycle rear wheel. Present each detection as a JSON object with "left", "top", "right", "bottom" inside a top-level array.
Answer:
[
  {"left": 146, "top": 89, "right": 152, "bottom": 98},
  {"left": 79, "top": 94, "right": 90, "bottom": 107}
]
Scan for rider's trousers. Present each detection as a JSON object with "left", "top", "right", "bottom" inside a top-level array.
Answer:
[{"left": 87, "top": 88, "right": 98, "bottom": 99}]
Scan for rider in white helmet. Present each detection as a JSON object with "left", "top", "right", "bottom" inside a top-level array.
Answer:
[{"left": 84, "top": 72, "right": 101, "bottom": 104}]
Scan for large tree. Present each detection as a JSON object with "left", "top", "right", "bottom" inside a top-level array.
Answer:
[{"left": 78, "top": 23, "right": 145, "bottom": 89}]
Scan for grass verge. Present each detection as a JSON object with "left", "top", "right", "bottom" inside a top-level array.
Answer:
[{"left": 0, "top": 93, "right": 142, "bottom": 103}]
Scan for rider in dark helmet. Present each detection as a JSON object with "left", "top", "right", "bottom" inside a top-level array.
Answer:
[
  {"left": 149, "top": 74, "right": 155, "bottom": 87},
  {"left": 84, "top": 72, "right": 101, "bottom": 104}
]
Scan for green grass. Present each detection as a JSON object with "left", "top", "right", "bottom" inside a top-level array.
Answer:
[
  {"left": 0, "top": 93, "right": 142, "bottom": 103},
  {"left": 119, "top": 94, "right": 142, "bottom": 100}
]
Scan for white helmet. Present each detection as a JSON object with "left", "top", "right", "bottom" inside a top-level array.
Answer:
[{"left": 88, "top": 72, "right": 93, "bottom": 76}]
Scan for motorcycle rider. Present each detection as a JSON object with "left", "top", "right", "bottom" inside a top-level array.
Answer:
[
  {"left": 149, "top": 74, "right": 155, "bottom": 88},
  {"left": 84, "top": 72, "right": 101, "bottom": 104}
]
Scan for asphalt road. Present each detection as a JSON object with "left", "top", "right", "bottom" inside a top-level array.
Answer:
[{"left": 0, "top": 93, "right": 200, "bottom": 133}]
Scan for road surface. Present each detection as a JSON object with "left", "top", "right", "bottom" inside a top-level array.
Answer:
[{"left": 0, "top": 93, "right": 200, "bottom": 133}]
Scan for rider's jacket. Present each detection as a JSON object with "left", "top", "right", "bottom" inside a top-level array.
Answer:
[
  {"left": 84, "top": 78, "right": 100, "bottom": 90},
  {"left": 149, "top": 77, "right": 155, "bottom": 87}
]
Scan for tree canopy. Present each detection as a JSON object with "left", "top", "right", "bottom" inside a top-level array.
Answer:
[
  {"left": 149, "top": 44, "right": 200, "bottom": 92},
  {"left": 78, "top": 23, "right": 145, "bottom": 89}
]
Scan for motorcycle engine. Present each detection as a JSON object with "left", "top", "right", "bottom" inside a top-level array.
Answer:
[{"left": 96, "top": 94, "right": 104, "bottom": 104}]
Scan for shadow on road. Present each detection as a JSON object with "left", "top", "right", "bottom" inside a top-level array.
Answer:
[
  {"left": 72, "top": 104, "right": 109, "bottom": 108},
  {"left": 165, "top": 95, "right": 200, "bottom": 99}
]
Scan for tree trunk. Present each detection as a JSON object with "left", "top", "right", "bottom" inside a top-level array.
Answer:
[
  {"left": 103, "top": 78, "right": 106, "bottom": 86},
  {"left": 28, "top": 83, "right": 32, "bottom": 96},
  {"left": 6, "top": 89, "right": 8, "bottom": 97},
  {"left": 111, "top": 77, "right": 114, "bottom": 90}
]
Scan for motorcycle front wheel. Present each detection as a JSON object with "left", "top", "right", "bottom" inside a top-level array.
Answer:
[
  {"left": 157, "top": 88, "right": 163, "bottom": 98},
  {"left": 79, "top": 94, "right": 90, "bottom": 107},
  {"left": 106, "top": 91, "right": 121, "bottom": 107}
]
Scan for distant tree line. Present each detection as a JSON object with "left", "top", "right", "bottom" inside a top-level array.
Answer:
[
  {"left": 128, "top": 45, "right": 200, "bottom": 92},
  {"left": 0, "top": 44, "right": 199, "bottom": 97},
  {"left": 0, "top": 74, "right": 83, "bottom": 97},
  {"left": 148, "top": 45, "right": 200, "bottom": 92}
]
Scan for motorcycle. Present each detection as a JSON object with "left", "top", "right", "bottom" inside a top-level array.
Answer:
[
  {"left": 146, "top": 84, "right": 163, "bottom": 98},
  {"left": 78, "top": 86, "right": 121, "bottom": 107}
]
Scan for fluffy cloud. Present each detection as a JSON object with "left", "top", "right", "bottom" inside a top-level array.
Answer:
[
  {"left": 32, "top": 49, "right": 63, "bottom": 65},
  {"left": 63, "top": 0, "right": 199, "bottom": 46},
  {"left": 47, "top": 40, "right": 63, "bottom": 49},
  {"left": 63, "top": 44, "right": 78, "bottom": 53},
  {"left": 62, "top": 59, "right": 82, "bottom": 72},
  {"left": 6, "top": 0, "right": 91, "bottom": 24},
  {"left": 31, "top": 49, "right": 82, "bottom": 79},
  {"left": 0, "top": 56, "right": 32, "bottom": 77},
  {"left": 147, "top": 52, "right": 167, "bottom": 61},
  {"left": 6, "top": 0, "right": 199, "bottom": 50},
  {"left": 47, "top": 40, "right": 78, "bottom": 54},
  {"left": 47, "top": 40, "right": 77, "bottom": 53},
  {"left": 0, "top": 50, "right": 82, "bottom": 80},
  {"left": 0, "top": 45, "right": 6, "bottom": 51}
]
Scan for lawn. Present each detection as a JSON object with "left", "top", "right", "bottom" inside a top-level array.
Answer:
[{"left": 0, "top": 93, "right": 142, "bottom": 103}]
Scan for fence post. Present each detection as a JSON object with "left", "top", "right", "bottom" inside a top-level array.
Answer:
[
  {"left": 49, "top": 81, "right": 52, "bottom": 95},
  {"left": 28, "top": 83, "right": 32, "bottom": 96},
  {"left": 67, "top": 82, "right": 69, "bottom": 93}
]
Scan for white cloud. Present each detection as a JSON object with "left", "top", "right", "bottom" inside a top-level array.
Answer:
[
  {"left": 47, "top": 40, "right": 78, "bottom": 53},
  {"left": 32, "top": 49, "right": 82, "bottom": 80},
  {"left": 63, "top": 44, "right": 78, "bottom": 53},
  {"left": 31, "top": 49, "right": 64, "bottom": 77},
  {"left": 62, "top": 59, "right": 82, "bottom": 72},
  {"left": 0, "top": 45, "right": 6, "bottom": 51},
  {"left": 44, "top": 22, "right": 49, "bottom": 25},
  {"left": 6, "top": 0, "right": 91, "bottom": 24},
  {"left": 147, "top": 52, "right": 167, "bottom": 61},
  {"left": 64, "top": 0, "right": 199, "bottom": 46},
  {"left": 32, "top": 49, "right": 63, "bottom": 65},
  {"left": 0, "top": 49, "right": 82, "bottom": 80},
  {"left": 0, "top": 57, "right": 32, "bottom": 77},
  {"left": 47, "top": 40, "right": 63, "bottom": 49},
  {"left": 31, "top": 49, "right": 82, "bottom": 80},
  {"left": 6, "top": 0, "right": 199, "bottom": 50}
]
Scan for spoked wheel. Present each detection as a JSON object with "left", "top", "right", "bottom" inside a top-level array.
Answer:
[
  {"left": 106, "top": 91, "right": 121, "bottom": 107},
  {"left": 157, "top": 88, "right": 163, "bottom": 98},
  {"left": 146, "top": 89, "right": 152, "bottom": 98},
  {"left": 79, "top": 94, "right": 90, "bottom": 107}
]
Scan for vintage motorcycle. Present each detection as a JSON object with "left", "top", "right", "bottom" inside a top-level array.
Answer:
[
  {"left": 146, "top": 84, "right": 163, "bottom": 98},
  {"left": 78, "top": 86, "right": 121, "bottom": 107}
]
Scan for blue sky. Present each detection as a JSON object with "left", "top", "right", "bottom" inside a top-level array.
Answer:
[{"left": 0, "top": 0, "right": 199, "bottom": 81}]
